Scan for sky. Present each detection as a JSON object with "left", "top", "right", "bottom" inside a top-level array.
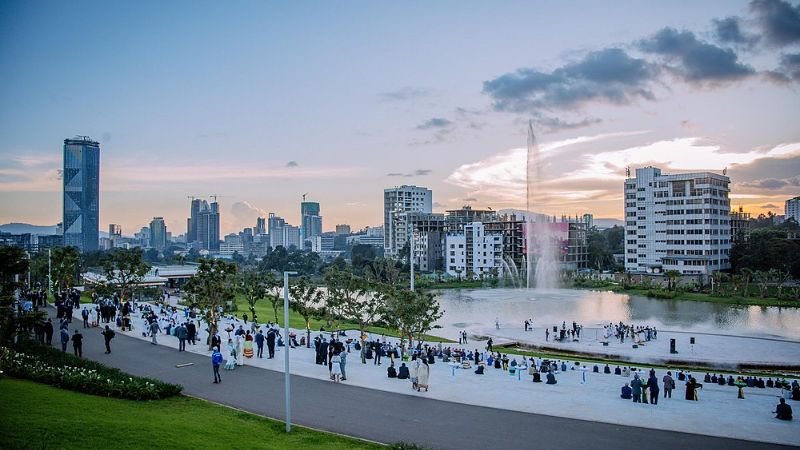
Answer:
[{"left": 1, "top": 0, "right": 799, "bottom": 236}]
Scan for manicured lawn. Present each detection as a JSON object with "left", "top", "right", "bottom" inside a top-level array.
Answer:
[{"left": 0, "top": 378, "right": 382, "bottom": 450}]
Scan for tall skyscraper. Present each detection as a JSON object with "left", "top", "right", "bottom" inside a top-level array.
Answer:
[
  {"left": 63, "top": 136, "right": 100, "bottom": 252},
  {"left": 383, "top": 185, "right": 432, "bottom": 258},
  {"left": 149, "top": 217, "right": 167, "bottom": 251},
  {"left": 186, "top": 198, "right": 203, "bottom": 244},
  {"left": 624, "top": 167, "right": 731, "bottom": 275},
  {"left": 108, "top": 224, "right": 122, "bottom": 238},
  {"left": 267, "top": 213, "right": 286, "bottom": 249},
  {"left": 255, "top": 217, "right": 266, "bottom": 235},
  {"left": 196, "top": 201, "right": 220, "bottom": 251},
  {"left": 301, "top": 201, "right": 322, "bottom": 242}
]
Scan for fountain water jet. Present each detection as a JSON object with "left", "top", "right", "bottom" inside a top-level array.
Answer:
[{"left": 526, "top": 121, "right": 560, "bottom": 289}]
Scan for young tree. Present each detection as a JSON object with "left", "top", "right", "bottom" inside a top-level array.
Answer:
[
  {"left": 263, "top": 271, "right": 284, "bottom": 324},
  {"left": 664, "top": 270, "right": 681, "bottom": 291},
  {"left": 100, "top": 248, "right": 151, "bottom": 304},
  {"left": 238, "top": 268, "right": 267, "bottom": 321},
  {"left": 288, "top": 276, "right": 323, "bottom": 348},
  {"left": 185, "top": 258, "right": 237, "bottom": 350},
  {"left": 383, "top": 287, "right": 443, "bottom": 349},
  {"left": 51, "top": 246, "right": 81, "bottom": 293},
  {"left": 325, "top": 267, "right": 385, "bottom": 362}
]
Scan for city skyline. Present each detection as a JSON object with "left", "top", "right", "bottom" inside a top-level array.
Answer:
[{"left": 1, "top": 1, "right": 799, "bottom": 235}]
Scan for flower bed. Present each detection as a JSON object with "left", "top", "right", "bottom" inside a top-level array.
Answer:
[{"left": 0, "top": 343, "right": 182, "bottom": 400}]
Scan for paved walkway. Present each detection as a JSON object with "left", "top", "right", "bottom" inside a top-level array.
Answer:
[{"left": 47, "top": 311, "right": 797, "bottom": 450}]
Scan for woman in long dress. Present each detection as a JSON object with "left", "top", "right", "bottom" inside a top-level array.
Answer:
[
  {"left": 235, "top": 335, "right": 245, "bottom": 366},
  {"left": 224, "top": 339, "right": 237, "bottom": 370},
  {"left": 331, "top": 352, "right": 342, "bottom": 383},
  {"left": 243, "top": 331, "right": 254, "bottom": 358},
  {"left": 417, "top": 359, "right": 430, "bottom": 392},
  {"left": 685, "top": 377, "right": 697, "bottom": 400},
  {"left": 410, "top": 354, "right": 419, "bottom": 390}
]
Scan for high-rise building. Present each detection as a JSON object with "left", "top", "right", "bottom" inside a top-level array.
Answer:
[
  {"left": 255, "top": 217, "right": 266, "bottom": 235},
  {"left": 283, "top": 224, "right": 301, "bottom": 249},
  {"left": 786, "top": 196, "right": 800, "bottom": 224},
  {"left": 301, "top": 201, "right": 323, "bottom": 242},
  {"left": 149, "top": 217, "right": 167, "bottom": 251},
  {"left": 267, "top": 213, "right": 286, "bottom": 249},
  {"left": 384, "top": 185, "right": 432, "bottom": 258},
  {"left": 445, "top": 222, "right": 504, "bottom": 279},
  {"left": 335, "top": 224, "right": 351, "bottom": 235},
  {"left": 109, "top": 224, "right": 122, "bottom": 238},
  {"left": 730, "top": 207, "right": 751, "bottom": 243},
  {"left": 63, "top": 136, "right": 100, "bottom": 252},
  {"left": 189, "top": 200, "right": 220, "bottom": 251},
  {"left": 624, "top": 167, "right": 731, "bottom": 275}
]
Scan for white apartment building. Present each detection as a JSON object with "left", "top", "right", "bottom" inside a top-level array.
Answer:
[
  {"left": 383, "top": 185, "right": 432, "bottom": 258},
  {"left": 444, "top": 222, "right": 503, "bottom": 279},
  {"left": 786, "top": 196, "right": 800, "bottom": 224},
  {"left": 624, "top": 167, "right": 731, "bottom": 275}
]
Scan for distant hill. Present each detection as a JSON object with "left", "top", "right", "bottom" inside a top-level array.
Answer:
[
  {"left": 0, "top": 223, "right": 58, "bottom": 235},
  {"left": 593, "top": 218, "right": 624, "bottom": 229}
]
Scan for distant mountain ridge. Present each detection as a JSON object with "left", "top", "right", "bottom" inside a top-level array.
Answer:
[{"left": 0, "top": 223, "right": 58, "bottom": 235}]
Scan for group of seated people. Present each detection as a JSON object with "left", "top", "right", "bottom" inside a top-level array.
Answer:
[{"left": 387, "top": 363, "right": 410, "bottom": 379}]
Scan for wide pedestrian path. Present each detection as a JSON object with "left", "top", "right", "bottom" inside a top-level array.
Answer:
[{"left": 48, "top": 311, "right": 796, "bottom": 450}]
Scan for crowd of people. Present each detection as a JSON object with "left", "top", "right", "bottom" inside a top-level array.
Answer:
[{"left": 604, "top": 322, "right": 658, "bottom": 343}]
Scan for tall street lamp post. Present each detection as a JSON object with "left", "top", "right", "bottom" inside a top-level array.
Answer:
[{"left": 283, "top": 270, "right": 298, "bottom": 433}]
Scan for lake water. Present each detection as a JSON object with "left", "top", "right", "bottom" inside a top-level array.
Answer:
[{"left": 435, "top": 288, "right": 800, "bottom": 341}]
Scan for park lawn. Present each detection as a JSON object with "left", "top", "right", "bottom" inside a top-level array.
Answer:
[
  {"left": 0, "top": 378, "right": 382, "bottom": 450},
  {"left": 611, "top": 286, "right": 799, "bottom": 308}
]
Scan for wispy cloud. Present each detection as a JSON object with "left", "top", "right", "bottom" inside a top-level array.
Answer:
[
  {"left": 387, "top": 169, "right": 432, "bottom": 177},
  {"left": 378, "top": 87, "right": 431, "bottom": 102}
]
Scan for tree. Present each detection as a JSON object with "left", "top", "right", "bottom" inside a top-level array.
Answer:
[
  {"left": 100, "top": 248, "right": 151, "bottom": 304},
  {"left": 383, "top": 287, "right": 443, "bottom": 349},
  {"left": 664, "top": 270, "right": 681, "bottom": 291},
  {"left": 324, "top": 267, "right": 384, "bottom": 363},
  {"left": 288, "top": 276, "right": 324, "bottom": 348},
  {"left": 754, "top": 270, "right": 771, "bottom": 299},
  {"left": 185, "top": 258, "right": 238, "bottom": 350},
  {"left": 51, "top": 246, "right": 81, "bottom": 293},
  {"left": 238, "top": 268, "right": 267, "bottom": 321},
  {"left": 263, "top": 271, "right": 284, "bottom": 324},
  {"left": 0, "top": 246, "right": 45, "bottom": 345}
]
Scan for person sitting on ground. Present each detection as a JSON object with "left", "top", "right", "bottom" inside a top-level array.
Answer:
[
  {"left": 677, "top": 370, "right": 686, "bottom": 381},
  {"left": 727, "top": 375, "right": 735, "bottom": 386},
  {"left": 792, "top": 385, "right": 800, "bottom": 401},
  {"left": 546, "top": 372, "right": 557, "bottom": 385},
  {"left": 532, "top": 371, "right": 542, "bottom": 382},
  {"left": 767, "top": 378, "right": 774, "bottom": 388},
  {"left": 621, "top": 382, "right": 633, "bottom": 400},
  {"left": 718, "top": 375, "right": 726, "bottom": 386},
  {"left": 474, "top": 364, "right": 485, "bottom": 375},
  {"left": 757, "top": 378, "right": 765, "bottom": 389},
  {"left": 397, "top": 363, "right": 410, "bottom": 380},
  {"left": 614, "top": 366, "right": 621, "bottom": 375},
  {"left": 711, "top": 374, "right": 718, "bottom": 383},
  {"left": 494, "top": 355, "right": 502, "bottom": 369},
  {"left": 593, "top": 364, "right": 599, "bottom": 373},
  {"left": 704, "top": 373, "right": 711, "bottom": 383},
  {"left": 486, "top": 354, "right": 494, "bottom": 366},
  {"left": 560, "top": 361, "right": 567, "bottom": 372},
  {"left": 604, "top": 364, "right": 611, "bottom": 374},
  {"left": 776, "top": 398, "right": 793, "bottom": 421},
  {"left": 387, "top": 364, "right": 398, "bottom": 378},
  {"left": 622, "top": 367, "right": 630, "bottom": 378}
]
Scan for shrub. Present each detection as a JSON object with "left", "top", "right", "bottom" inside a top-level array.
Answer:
[
  {"left": 1, "top": 342, "right": 182, "bottom": 400},
  {"left": 646, "top": 289, "right": 679, "bottom": 299}
]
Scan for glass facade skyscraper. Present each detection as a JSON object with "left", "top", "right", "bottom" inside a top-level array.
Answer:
[
  {"left": 301, "top": 201, "right": 322, "bottom": 242},
  {"left": 63, "top": 136, "right": 100, "bottom": 252}
]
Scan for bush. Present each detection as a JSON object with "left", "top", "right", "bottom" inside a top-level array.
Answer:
[
  {"left": 1, "top": 342, "right": 182, "bottom": 400},
  {"left": 646, "top": 289, "right": 679, "bottom": 299}
]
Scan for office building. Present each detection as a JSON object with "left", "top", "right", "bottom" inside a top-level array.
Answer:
[
  {"left": 787, "top": 196, "right": 800, "bottom": 224},
  {"left": 149, "top": 217, "right": 167, "bottom": 251},
  {"left": 283, "top": 225, "right": 301, "bottom": 249},
  {"left": 624, "top": 166, "right": 731, "bottom": 275},
  {"left": 63, "top": 136, "right": 100, "bottom": 252},
  {"left": 255, "top": 217, "right": 266, "bottom": 236},
  {"left": 301, "top": 201, "right": 322, "bottom": 242},
  {"left": 109, "top": 224, "right": 122, "bottom": 238},
  {"left": 194, "top": 200, "right": 220, "bottom": 251},
  {"left": 335, "top": 224, "right": 351, "bottom": 235},
  {"left": 445, "top": 222, "right": 504, "bottom": 279},
  {"left": 384, "top": 185, "right": 432, "bottom": 258}
]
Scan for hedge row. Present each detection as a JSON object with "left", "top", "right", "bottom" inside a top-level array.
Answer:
[{"left": 1, "top": 342, "right": 182, "bottom": 400}]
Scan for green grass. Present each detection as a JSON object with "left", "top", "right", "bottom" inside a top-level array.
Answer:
[{"left": 0, "top": 378, "right": 382, "bottom": 450}]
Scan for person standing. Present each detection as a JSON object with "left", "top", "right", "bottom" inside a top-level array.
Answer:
[
  {"left": 60, "top": 327, "right": 69, "bottom": 352},
  {"left": 339, "top": 350, "right": 347, "bottom": 381},
  {"left": 235, "top": 335, "right": 244, "bottom": 366},
  {"left": 331, "top": 352, "right": 342, "bottom": 383},
  {"left": 101, "top": 325, "right": 115, "bottom": 354},
  {"left": 186, "top": 321, "right": 197, "bottom": 345},
  {"left": 44, "top": 318, "right": 54, "bottom": 346},
  {"left": 255, "top": 329, "right": 265, "bottom": 358},
  {"left": 663, "top": 371, "right": 675, "bottom": 399},
  {"left": 176, "top": 323, "right": 188, "bottom": 352},
  {"left": 81, "top": 307, "right": 89, "bottom": 328},
  {"left": 266, "top": 328, "right": 276, "bottom": 359},
  {"left": 71, "top": 329, "right": 83, "bottom": 358},
  {"left": 149, "top": 320, "right": 161, "bottom": 345},
  {"left": 211, "top": 346, "right": 223, "bottom": 383},
  {"left": 685, "top": 376, "right": 698, "bottom": 401},
  {"left": 631, "top": 374, "right": 643, "bottom": 403},
  {"left": 648, "top": 372, "right": 660, "bottom": 405},
  {"left": 374, "top": 339, "right": 382, "bottom": 366},
  {"left": 417, "top": 358, "right": 430, "bottom": 392}
]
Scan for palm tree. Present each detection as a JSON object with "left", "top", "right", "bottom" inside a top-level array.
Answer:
[
  {"left": 740, "top": 268, "right": 753, "bottom": 298},
  {"left": 664, "top": 270, "right": 681, "bottom": 291}
]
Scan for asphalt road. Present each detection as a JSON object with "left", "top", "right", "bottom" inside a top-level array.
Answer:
[{"left": 50, "top": 315, "right": 793, "bottom": 450}]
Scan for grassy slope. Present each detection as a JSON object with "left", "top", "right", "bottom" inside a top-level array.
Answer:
[{"left": 0, "top": 378, "right": 381, "bottom": 450}]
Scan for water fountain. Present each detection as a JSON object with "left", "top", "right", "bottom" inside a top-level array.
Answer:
[{"left": 526, "top": 121, "right": 560, "bottom": 289}]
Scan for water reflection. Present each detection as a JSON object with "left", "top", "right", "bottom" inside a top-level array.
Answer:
[{"left": 435, "top": 288, "right": 800, "bottom": 340}]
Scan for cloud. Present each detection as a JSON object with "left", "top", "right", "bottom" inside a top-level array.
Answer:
[
  {"left": 637, "top": 27, "right": 755, "bottom": 84},
  {"left": 483, "top": 48, "right": 657, "bottom": 112},
  {"left": 767, "top": 52, "right": 800, "bottom": 83},
  {"left": 712, "top": 16, "right": 759, "bottom": 47},
  {"left": 286, "top": 161, "right": 299, "bottom": 168},
  {"left": 378, "top": 87, "right": 431, "bottom": 102},
  {"left": 680, "top": 120, "right": 695, "bottom": 129},
  {"left": 535, "top": 116, "right": 603, "bottom": 132},
  {"left": 463, "top": 197, "right": 478, "bottom": 202},
  {"left": 750, "top": 0, "right": 800, "bottom": 47},
  {"left": 387, "top": 169, "right": 433, "bottom": 177},
  {"left": 416, "top": 118, "right": 453, "bottom": 130},
  {"left": 432, "top": 202, "right": 445, "bottom": 208},
  {"left": 760, "top": 203, "right": 780, "bottom": 208},
  {"left": 740, "top": 176, "right": 800, "bottom": 189},
  {"left": 230, "top": 201, "right": 268, "bottom": 231}
]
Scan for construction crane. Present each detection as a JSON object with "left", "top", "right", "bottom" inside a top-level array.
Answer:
[
  {"left": 302, "top": 193, "right": 308, "bottom": 202},
  {"left": 209, "top": 194, "right": 229, "bottom": 202}
]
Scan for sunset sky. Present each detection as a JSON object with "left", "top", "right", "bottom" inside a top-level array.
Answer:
[{"left": 1, "top": 0, "right": 799, "bottom": 236}]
